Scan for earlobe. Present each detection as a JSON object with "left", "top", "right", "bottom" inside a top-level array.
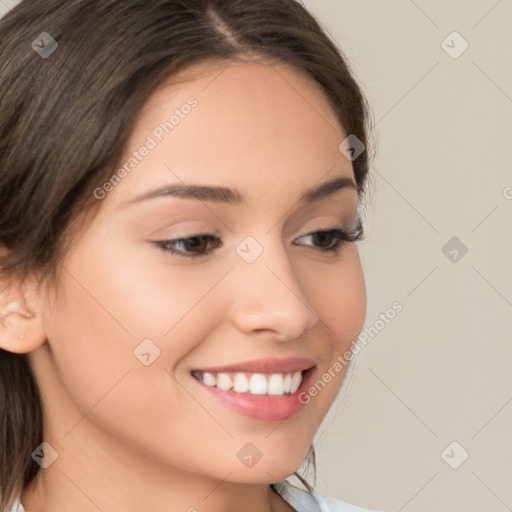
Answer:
[{"left": 0, "top": 280, "right": 47, "bottom": 354}]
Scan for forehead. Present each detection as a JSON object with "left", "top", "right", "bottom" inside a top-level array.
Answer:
[
  {"left": 142, "top": 58, "right": 341, "bottom": 126},
  {"left": 106, "top": 59, "right": 354, "bottom": 209}
]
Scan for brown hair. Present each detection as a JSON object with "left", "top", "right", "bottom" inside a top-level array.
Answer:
[{"left": 0, "top": 0, "right": 372, "bottom": 509}]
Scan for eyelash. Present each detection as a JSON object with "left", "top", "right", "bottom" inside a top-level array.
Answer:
[{"left": 152, "top": 227, "right": 363, "bottom": 260}]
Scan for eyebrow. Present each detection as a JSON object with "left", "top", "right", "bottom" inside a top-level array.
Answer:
[{"left": 120, "top": 176, "right": 358, "bottom": 208}]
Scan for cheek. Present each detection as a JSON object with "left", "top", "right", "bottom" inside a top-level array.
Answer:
[
  {"left": 303, "top": 246, "right": 366, "bottom": 353},
  {"left": 40, "top": 267, "right": 229, "bottom": 472},
  {"left": 294, "top": 248, "right": 366, "bottom": 415},
  {"left": 40, "top": 245, "right": 222, "bottom": 427},
  {"left": 59, "top": 238, "right": 228, "bottom": 350},
  {"left": 41, "top": 277, "right": 139, "bottom": 415}
]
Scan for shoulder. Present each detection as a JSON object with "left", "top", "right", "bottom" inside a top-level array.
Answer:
[{"left": 271, "top": 481, "right": 386, "bottom": 512}]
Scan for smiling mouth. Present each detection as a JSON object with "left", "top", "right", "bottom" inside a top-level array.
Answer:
[{"left": 191, "top": 369, "right": 311, "bottom": 397}]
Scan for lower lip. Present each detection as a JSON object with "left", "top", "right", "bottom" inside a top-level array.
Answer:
[{"left": 192, "top": 368, "right": 315, "bottom": 422}]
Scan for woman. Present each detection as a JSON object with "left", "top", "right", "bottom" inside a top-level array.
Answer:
[{"left": 0, "top": 1, "right": 383, "bottom": 510}]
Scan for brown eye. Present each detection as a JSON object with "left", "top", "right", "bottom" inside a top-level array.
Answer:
[
  {"left": 153, "top": 235, "right": 222, "bottom": 258},
  {"left": 295, "top": 229, "right": 362, "bottom": 256}
]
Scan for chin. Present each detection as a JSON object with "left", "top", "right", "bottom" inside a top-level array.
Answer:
[{"left": 222, "top": 446, "right": 309, "bottom": 484}]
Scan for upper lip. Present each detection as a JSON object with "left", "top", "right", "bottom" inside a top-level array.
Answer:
[{"left": 192, "top": 357, "right": 316, "bottom": 374}]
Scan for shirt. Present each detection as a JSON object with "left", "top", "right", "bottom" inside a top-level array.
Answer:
[{"left": 9, "top": 480, "right": 384, "bottom": 511}]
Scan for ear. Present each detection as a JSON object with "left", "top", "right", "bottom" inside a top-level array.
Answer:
[{"left": 0, "top": 255, "right": 47, "bottom": 354}]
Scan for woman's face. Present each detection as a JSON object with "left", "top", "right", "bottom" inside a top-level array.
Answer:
[{"left": 31, "top": 59, "right": 366, "bottom": 483}]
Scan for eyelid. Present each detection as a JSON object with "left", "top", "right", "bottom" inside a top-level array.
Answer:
[
  {"left": 152, "top": 221, "right": 363, "bottom": 260},
  {"left": 154, "top": 220, "right": 355, "bottom": 244},
  {"left": 152, "top": 225, "right": 222, "bottom": 240}
]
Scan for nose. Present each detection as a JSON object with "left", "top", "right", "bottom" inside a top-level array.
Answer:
[{"left": 228, "top": 242, "right": 319, "bottom": 341}]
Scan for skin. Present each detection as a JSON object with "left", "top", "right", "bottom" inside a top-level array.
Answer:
[{"left": 0, "top": 59, "right": 366, "bottom": 512}]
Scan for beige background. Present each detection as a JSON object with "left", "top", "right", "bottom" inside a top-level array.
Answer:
[{"left": 1, "top": 1, "right": 511, "bottom": 511}]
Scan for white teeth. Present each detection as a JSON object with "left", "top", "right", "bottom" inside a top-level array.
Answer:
[
  {"left": 233, "top": 373, "right": 250, "bottom": 393},
  {"left": 249, "top": 374, "right": 267, "bottom": 395},
  {"left": 216, "top": 373, "right": 233, "bottom": 391},
  {"left": 268, "top": 374, "right": 285, "bottom": 395},
  {"left": 203, "top": 372, "right": 216, "bottom": 387},
  {"left": 290, "top": 371, "right": 302, "bottom": 394},
  {"left": 283, "top": 374, "right": 292, "bottom": 393},
  {"left": 193, "top": 370, "right": 305, "bottom": 396}
]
